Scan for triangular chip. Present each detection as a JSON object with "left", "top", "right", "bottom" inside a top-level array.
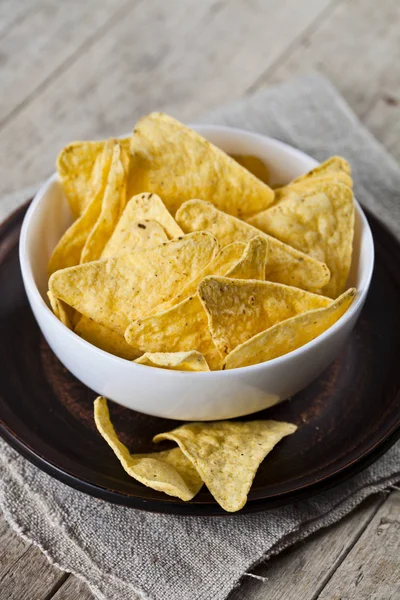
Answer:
[
  {"left": 129, "top": 113, "right": 274, "bottom": 217},
  {"left": 94, "top": 397, "right": 203, "bottom": 501},
  {"left": 176, "top": 200, "right": 330, "bottom": 293},
  {"left": 224, "top": 288, "right": 356, "bottom": 369},
  {"left": 135, "top": 351, "right": 209, "bottom": 371},
  {"left": 198, "top": 276, "right": 331, "bottom": 356},
  {"left": 292, "top": 156, "right": 351, "bottom": 184},
  {"left": 155, "top": 242, "right": 246, "bottom": 312},
  {"left": 49, "top": 232, "right": 218, "bottom": 335},
  {"left": 225, "top": 235, "right": 267, "bottom": 280},
  {"left": 102, "top": 219, "right": 168, "bottom": 259},
  {"left": 47, "top": 291, "right": 74, "bottom": 329},
  {"left": 106, "top": 193, "right": 183, "bottom": 243},
  {"left": 80, "top": 143, "right": 130, "bottom": 263},
  {"left": 247, "top": 184, "right": 355, "bottom": 297},
  {"left": 125, "top": 296, "right": 222, "bottom": 370},
  {"left": 75, "top": 316, "right": 141, "bottom": 360},
  {"left": 49, "top": 139, "right": 116, "bottom": 274},
  {"left": 154, "top": 420, "right": 297, "bottom": 511},
  {"left": 57, "top": 137, "right": 129, "bottom": 218}
]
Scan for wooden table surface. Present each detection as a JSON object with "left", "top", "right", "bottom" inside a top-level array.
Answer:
[{"left": 1, "top": 1, "right": 400, "bottom": 598}]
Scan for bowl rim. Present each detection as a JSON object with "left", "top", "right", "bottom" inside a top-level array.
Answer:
[{"left": 19, "top": 125, "right": 375, "bottom": 377}]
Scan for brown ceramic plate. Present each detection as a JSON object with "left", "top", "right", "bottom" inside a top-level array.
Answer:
[{"left": 0, "top": 202, "right": 400, "bottom": 515}]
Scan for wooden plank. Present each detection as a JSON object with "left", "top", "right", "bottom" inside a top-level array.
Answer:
[
  {"left": 50, "top": 575, "right": 95, "bottom": 600},
  {"left": 0, "top": 514, "right": 31, "bottom": 579},
  {"left": 0, "top": 0, "right": 134, "bottom": 128},
  {"left": 0, "top": 537, "right": 68, "bottom": 600},
  {"left": 262, "top": 0, "right": 400, "bottom": 122},
  {"left": 0, "top": 0, "right": 335, "bottom": 196},
  {"left": 229, "top": 496, "right": 383, "bottom": 600},
  {"left": 317, "top": 491, "right": 400, "bottom": 599}
]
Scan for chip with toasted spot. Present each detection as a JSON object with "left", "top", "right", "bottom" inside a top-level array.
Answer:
[
  {"left": 154, "top": 420, "right": 297, "bottom": 511},
  {"left": 198, "top": 276, "right": 331, "bottom": 356},
  {"left": 102, "top": 219, "right": 168, "bottom": 259},
  {"left": 129, "top": 113, "right": 274, "bottom": 217},
  {"left": 94, "top": 397, "right": 203, "bottom": 501},
  {"left": 49, "top": 232, "right": 219, "bottom": 335},
  {"left": 135, "top": 351, "right": 209, "bottom": 371},
  {"left": 176, "top": 199, "right": 330, "bottom": 293},
  {"left": 224, "top": 288, "right": 356, "bottom": 369},
  {"left": 247, "top": 184, "right": 354, "bottom": 297}
]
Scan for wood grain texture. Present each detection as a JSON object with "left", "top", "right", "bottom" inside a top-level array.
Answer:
[
  {"left": 50, "top": 575, "right": 95, "bottom": 600},
  {"left": 0, "top": 517, "right": 67, "bottom": 600},
  {"left": 318, "top": 492, "right": 400, "bottom": 600},
  {"left": 0, "top": 0, "right": 334, "bottom": 197},
  {"left": 229, "top": 497, "right": 383, "bottom": 600},
  {"left": 1, "top": 0, "right": 400, "bottom": 597},
  {"left": 0, "top": 0, "right": 134, "bottom": 128}
]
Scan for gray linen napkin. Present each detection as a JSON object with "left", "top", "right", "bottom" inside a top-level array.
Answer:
[{"left": 1, "top": 73, "right": 400, "bottom": 600}]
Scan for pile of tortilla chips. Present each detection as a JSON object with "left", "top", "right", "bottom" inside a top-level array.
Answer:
[
  {"left": 94, "top": 397, "right": 297, "bottom": 511},
  {"left": 48, "top": 112, "right": 356, "bottom": 372}
]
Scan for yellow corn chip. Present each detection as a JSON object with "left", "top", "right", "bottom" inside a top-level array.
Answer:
[
  {"left": 154, "top": 420, "right": 297, "bottom": 512},
  {"left": 94, "top": 397, "right": 203, "bottom": 501},
  {"left": 275, "top": 172, "right": 353, "bottom": 201},
  {"left": 109, "top": 193, "right": 183, "bottom": 242},
  {"left": 129, "top": 113, "right": 274, "bottom": 217},
  {"left": 57, "top": 138, "right": 129, "bottom": 218},
  {"left": 101, "top": 219, "right": 168, "bottom": 259},
  {"left": 47, "top": 291, "right": 74, "bottom": 329},
  {"left": 230, "top": 154, "right": 270, "bottom": 184},
  {"left": 135, "top": 351, "right": 209, "bottom": 371},
  {"left": 75, "top": 316, "right": 141, "bottom": 360},
  {"left": 155, "top": 242, "right": 246, "bottom": 312},
  {"left": 224, "top": 288, "right": 356, "bottom": 369},
  {"left": 49, "top": 140, "right": 116, "bottom": 274},
  {"left": 247, "top": 184, "right": 354, "bottom": 298},
  {"left": 198, "top": 276, "right": 331, "bottom": 356},
  {"left": 80, "top": 143, "right": 130, "bottom": 263},
  {"left": 176, "top": 200, "right": 330, "bottom": 292},
  {"left": 292, "top": 156, "right": 351, "bottom": 183},
  {"left": 49, "top": 232, "right": 218, "bottom": 335},
  {"left": 225, "top": 235, "right": 268, "bottom": 280},
  {"left": 125, "top": 296, "right": 222, "bottom": 371}
]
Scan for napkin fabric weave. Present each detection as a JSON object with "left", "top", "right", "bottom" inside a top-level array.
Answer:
[{"left": 1, "top": 73, "right": 400, "bottom": 600}]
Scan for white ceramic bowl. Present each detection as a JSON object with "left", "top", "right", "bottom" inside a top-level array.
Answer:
[{"left": 19, "top": 126, "right": 374, "bottom": 421}]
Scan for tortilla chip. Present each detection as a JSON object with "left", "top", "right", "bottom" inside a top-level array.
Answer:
[
  {"left": 155, "top": 242, "right": 246, "bottom": 312},
  {"left": 75, "top": 316, "right": 141, "bottom": 360},
  {"left": 224, "top": 288, "right": 356, "bottom": 369},
  {"left": 154, "top": 420, "right": 297, "bottom": 511},
  {"left": 57, "top": 138, "right": 129, "bottom": 218},
  {"left": 101, "top": 219, "right": 168, "bottom": 259},
  {"left": 293, "top": 156, "right": 351, "bottom": 183},
  {"left": 107, "top": 193, "right": 183, "bottom": 243},
  {"left": 125, "top": 295, "right": 222, "bottom": 371},
  {"left": 49, "top": 140, "right": 116, "bottom": 274},
  {"left": 176, "top": 200, "right": 330, "bottom": 293},
  {"left": 129, "top": 113, "right": 274, "bottom": 217},
  {"left": 225, "top": 235, "right": 267, "bottom": 280},
  {"left": 80, "top": 143, "right": 130, "bottom": 263},
  {"left": 49, "top": 231, "right": 219, "bottom": 335},
  {"left": 47, "top": 291, "right": 74, "bottom": 329},
  {"left": 247, "top": 184, "right": 355, "bottom": 297},
  {"left": 230, "top": 154, "right": 270, "bottom": 184},
  {"left": 198, "top": 276, "right": 331, "bottom": 356},
  {"left": 94, "top": 397, "right": 203, "bottom": 501},
  {"left": 135, "top": 351, "right": 210, "bottom": 371}
]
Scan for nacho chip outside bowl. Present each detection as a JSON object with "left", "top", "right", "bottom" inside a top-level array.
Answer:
[{"left": 19, "top": 125, "right": 373, "bottom": 421}]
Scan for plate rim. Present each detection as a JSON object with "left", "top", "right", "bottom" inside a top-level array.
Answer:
[{"left": 0, "top": 201, "right": 399, "bottom": 516}]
